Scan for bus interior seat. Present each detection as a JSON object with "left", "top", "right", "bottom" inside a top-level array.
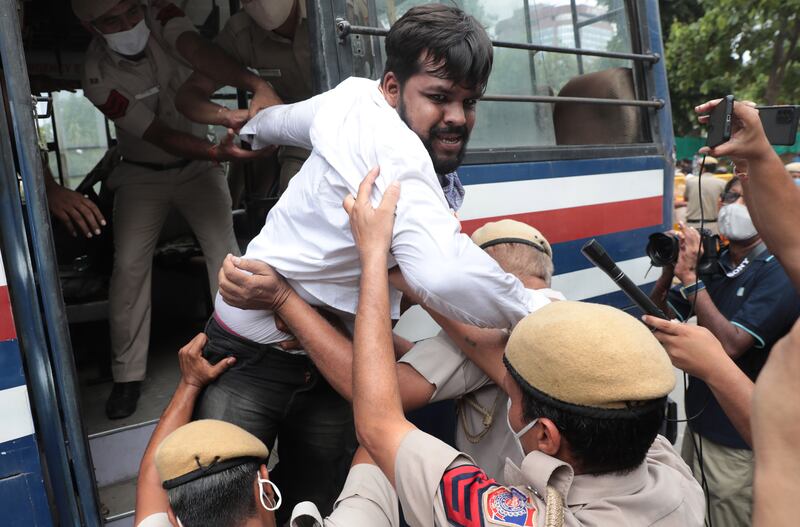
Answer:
[{"left": 552, "top": 67, "right": 644, "bottom": 145}]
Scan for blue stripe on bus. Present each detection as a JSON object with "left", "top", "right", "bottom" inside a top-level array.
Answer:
[
  {"left": 551, "top": 226, "right": 663, "bottom": 275},
  {"left": 0, "top": 434, "right": 52, "bottom": 526},
  {"left": 459, "top": 156, "right": 667, "bottom": 185},
  {"left": 0, "top": 340, "right": 26, "bottom": 392}
]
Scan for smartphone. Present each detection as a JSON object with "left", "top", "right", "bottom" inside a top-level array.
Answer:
[
  {"left": 756, "top": 105, "right": 800, "bottom": 146},
  {"left": 706, "top": 95, "right": 735, "bottom": 148}
]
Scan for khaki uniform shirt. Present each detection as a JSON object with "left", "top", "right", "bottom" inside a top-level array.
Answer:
[
  {"left": 214, "top": 9, "right": 313, "bottom": 103},
  {"left": 396, "top": 430, "right": 706, "bottom": 527},
  {"left": 81, "top": 1, "right": 208, "bottom": 165},
  {"left": 684, "top": 173, "right": 727, "bottom": 230},
  {"left": 399, "top": 332, "right": 520, "bottom": 481}
]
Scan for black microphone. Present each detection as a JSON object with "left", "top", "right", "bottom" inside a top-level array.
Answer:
[{"left": 581, "top": 239, "right": 668, "bottom": 319}]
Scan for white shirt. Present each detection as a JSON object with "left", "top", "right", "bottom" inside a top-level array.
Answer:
[{"left": 221, "top": 77, "right": 549, "bottom": 343}]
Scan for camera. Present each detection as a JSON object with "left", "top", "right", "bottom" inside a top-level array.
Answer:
[{"left": 646, "top": 228, "right": 721, "bottom": 276}]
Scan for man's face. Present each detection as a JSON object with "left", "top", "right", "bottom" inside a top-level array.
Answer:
[
  {"left": 394, "top": 70, "right": 480, "bottom": 174},
  {"left": 92, "top": 0, "right": 144, "bottom": 35}
]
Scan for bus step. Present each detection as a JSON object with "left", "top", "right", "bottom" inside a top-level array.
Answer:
[
  {"left": 99, "top": 476, "right": 136, "bottom": 526},
  {"left": 89, "top": 420, "right": 157, "bottom": 488}
]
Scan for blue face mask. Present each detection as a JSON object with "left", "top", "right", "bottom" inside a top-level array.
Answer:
[{"left": 506, "top": 398, "right": 538, "bottom": 459}]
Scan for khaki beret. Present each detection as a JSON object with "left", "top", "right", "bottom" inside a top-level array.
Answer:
[
  {"left": 155, "top": 420, "right": 269, "bottom": 489},
  {"left": 504, "top": 302, "right": 674, "bottom": 415},
  {"left": 72, "top": 0, "right": 127, "bottom": 22},
  {"left": 785, "top": 162, "right": 800, "bottom": 173},
  {"left": 471, "top": 219, "right": 552, "bottom": 258},
  {"left": 702, "top": 156, "right": 718, "bottom": 165}
]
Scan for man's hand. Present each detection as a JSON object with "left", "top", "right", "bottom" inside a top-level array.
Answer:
[
  {"left": 644, "top": 316, "right": 726, "bottom": 380},
  {"left": 211, "top": 129, "right": 276, "bottom": 162},
  {"left": 47, "top": 184, "right": 106, "bottom": 238},
  {"left": 178, "top": 333, "right": 235, "bottom": 389},
  {"left": 218, "top": 254, "right": 293, "bottom": 311},
  {"left": 220, "top": 108, "right": 250, "bottom": 133},
  {"left": 248, "top": 80, "right": 283, "bottom": 120},
  {"left": 342, "top": 167, "right": 400, "bottom": 263},
  {"left": 674, "top": 223, "right": 701, "bottom": 285},
  {"left": 697, "top": 99, "right": 773, "bottom": 164}
]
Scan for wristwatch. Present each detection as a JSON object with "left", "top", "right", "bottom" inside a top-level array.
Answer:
[{"left": 680, "top": 280, "right": 705, "bottom": 299}]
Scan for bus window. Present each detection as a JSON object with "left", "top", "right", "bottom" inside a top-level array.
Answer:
[{"left": 339, "top": 0, "right": 651, "bottom": 151}]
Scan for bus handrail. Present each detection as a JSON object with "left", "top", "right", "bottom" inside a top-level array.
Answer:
[
  {"left": 481, "top": 94, "right": 664, "bottom": 109},
  {"left": 335, "top": 19, "right": 661, "bottom": 64}
]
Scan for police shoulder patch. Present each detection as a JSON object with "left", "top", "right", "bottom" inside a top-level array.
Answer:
[
  {"left": 97, "top": 89, "right": 129, "bottom": 120},
  {"left": 484, "top": 486, "right": 537, "bottom": 527},
  {"left": 441, "top": 464, "right": 499, "bottom": 527}
]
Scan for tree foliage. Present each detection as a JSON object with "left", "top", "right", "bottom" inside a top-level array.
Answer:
[{"left": 666, "top": 0, "right": 800, "bottom": 135}]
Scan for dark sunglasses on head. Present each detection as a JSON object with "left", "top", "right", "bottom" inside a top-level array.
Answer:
[{"left": 721, "top": 191, "right": 742, "bottom": 204}]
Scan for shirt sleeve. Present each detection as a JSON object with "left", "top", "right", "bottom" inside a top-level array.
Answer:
[
  {"left": 730, "top": 260, "right": 800, "bottom": 348},
  {"left": 381, "top": 146, "right": 549, "bottom": 328},
  {"left": 399, "top": 332, "right": 491, "bottom": 403},
  {"left": 239, "top": 91, "right": 333, "bottom": 150},
  {"left": 147, "top": 0, "right": 198, "bottom": 51},
  {"left": 82, "top": 56, "right": 156, "bottom": 139}
]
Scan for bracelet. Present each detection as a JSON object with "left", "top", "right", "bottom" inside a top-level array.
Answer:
[{"left": 680, "top": 280, "right": 705, "bottom": 299}]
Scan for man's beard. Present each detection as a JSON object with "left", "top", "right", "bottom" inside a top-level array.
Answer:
[{"left": 398, "top": 98, "right": 469, "bottom": 174}]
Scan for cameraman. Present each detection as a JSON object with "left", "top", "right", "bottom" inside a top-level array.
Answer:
[{"left": 650, "top": 175, "right": 800, "bottom": 526}]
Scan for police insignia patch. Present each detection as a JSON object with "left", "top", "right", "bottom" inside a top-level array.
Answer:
[{"left": 484, "top": 486, "right": 537, "bottom": 527}]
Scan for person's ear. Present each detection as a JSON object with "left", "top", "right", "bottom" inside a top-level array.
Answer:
[
  {"left": 382, "top": 72, "right": 401, "bottom": 108},
  {"left": 535, "top": 418, "right": 561, "bottom": 456}
]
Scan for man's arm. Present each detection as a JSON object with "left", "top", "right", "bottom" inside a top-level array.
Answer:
[
  {"left": 216, "top": 255, "right": 435, "bottom": 411},
  {"left": 698, "top": 99, "right": 800, "bottom": 289},
  {"left": 143, "top": 120, "right": 272, "bottom": 162},
  {"left": 346, "top": 169, "right": 415, "bottom": 485},
  {"left": 238, "top": 92, "right": 331, "bottom": 151},
  {"left": 673, "top": 226, "right": 754, "bottom": 359},
  {"left": 175, "top": 72, "right": 252, "bottom": 130},
  {"left": 133, "top": 334, "right": 235, "bottom": 525},
  {"left": 644, "top": 316, "right": 754, "bottom": 446},
  {"left": 174, "top": 32, "right": 280, "bottom": 119}
]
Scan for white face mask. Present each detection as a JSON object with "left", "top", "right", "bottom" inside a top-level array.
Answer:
[
  {"left": 505, "top": 398, "right": 538, "bottom": 460},
  {"left": 100, "top": 18, "right": 150, "bottom": 56},
  {"left": 718, "top": 203, "right": 757, "bottom": 241},
  {"left": 258, "top": 476, "right": 282, "bottom": 511},
  {"left": 242, "top": 0, "right": 295, "bottom": 31}
]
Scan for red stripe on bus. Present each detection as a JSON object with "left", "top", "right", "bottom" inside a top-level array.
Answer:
[
  {"left": 460, "top": 196, "right": 663, "bottom": 243},
  {"left": 0, "top": 285, "right": 15, "bottom": 341}
]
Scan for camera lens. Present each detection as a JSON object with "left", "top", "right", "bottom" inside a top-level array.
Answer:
[{"left": 646, "top": 233, "right": 680, "bottom": 267}]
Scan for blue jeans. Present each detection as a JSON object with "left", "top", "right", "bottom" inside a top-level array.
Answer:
[{"left": 194, "top": 318, "right": 356, "bottom": 522}]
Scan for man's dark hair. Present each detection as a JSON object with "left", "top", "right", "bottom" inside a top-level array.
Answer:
[
  {"left": 520, "top": 390, "right": 666, "bottom": 475},
  {"left": 167, "top": 460, "right": 259, "bottom": 527},
  {"left": 382, "top": 4, "right": 493, "bottom": 91}
]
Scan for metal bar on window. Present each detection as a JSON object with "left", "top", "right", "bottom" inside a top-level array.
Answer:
[
  {"left": 481, "top": 93, "right": 664, "bottom": 109},
  {"left": 335, "top": 20, "right": 660, "bottom": 64},
  {"left": 570, "top": 0, "right": 584, "bottom": 74},
  {"left": 576, "top": 7, "right": 625, "bottom": 29}
]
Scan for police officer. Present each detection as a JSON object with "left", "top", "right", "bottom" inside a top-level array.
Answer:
[
  {"left": 131, "top": 333, "right": 398, "bottom": 527},
  {"left": 344, "top": 178, "right": 706, "bottom": 526},
  {"left": 176, "top": 0, "right": 313, "bottom": 195},
  {"left": 72, "top": 0, "right": 279, "bottom": 419}
]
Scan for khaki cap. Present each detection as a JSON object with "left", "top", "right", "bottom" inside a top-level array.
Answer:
[
  {"left": 471, "top": 219, "right": 552, "bottom": 258},
  {"left": 155, "top": 420, "right": 269, "bottom": 489},
  {"left": 702, "top": 156, "right": 718, "bottom": 166},
  {"left": 504, "top": 302, "right": 674, "bottom": 415},
  {"left": 72, "top": 0, "right": 125, "bottom": 22},
  {"left": 785, "top": 162, "right": 800, "bottom": 173}
]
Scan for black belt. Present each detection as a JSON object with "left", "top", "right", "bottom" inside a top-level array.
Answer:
[
  {"left": 687, "top": 218, "right": 717, "bottom": 222},
  {"left": 122, "top": 157, "right": 192, "bottom": 171}
]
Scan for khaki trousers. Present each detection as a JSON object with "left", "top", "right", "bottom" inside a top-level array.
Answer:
[
  {"left": 107, "top": 160, "right": 239, "bottom": 382},
  {"left": 682, "top": 431, "right": 753, "bottom": 526}
]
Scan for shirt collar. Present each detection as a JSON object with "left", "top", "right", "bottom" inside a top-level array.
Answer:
[
  {"left": 566, "top": 460, "right": 648, "bottom": 506},
  {"left": 504, "top": 451, "right": 574, "bottom": 499}
]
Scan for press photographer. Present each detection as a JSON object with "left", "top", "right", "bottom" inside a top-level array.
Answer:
[{"left": 650, "top": 174, "right": 800, "bottom": 526}]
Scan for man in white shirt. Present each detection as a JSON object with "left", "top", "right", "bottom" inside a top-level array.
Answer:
[{"left": 194, "top": 5, "right": 548, "bottom": 521}]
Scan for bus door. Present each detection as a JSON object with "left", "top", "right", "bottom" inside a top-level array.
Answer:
[{"left": 318, "top": 0, "right": 675, "bottom": 340}]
